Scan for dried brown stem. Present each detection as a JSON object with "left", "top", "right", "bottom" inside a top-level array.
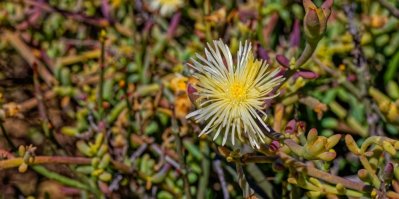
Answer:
[
  {"left": 20, "top": 90, "right": 55, "bottom": 113},
  {"left": 11, "top": 0, "right": 109, "bottom": 27},
  {"left": 4, "top": 31, "right": 56, "bottom": 86},
  {"left": 0, "top": 156, "right": 91, "bottom": 170},
  {"left": 33, "top": 63, "right": 49, "bottom": 122},
  {"left": 241, "top": 155, "right": 277, "bottom": 164}
]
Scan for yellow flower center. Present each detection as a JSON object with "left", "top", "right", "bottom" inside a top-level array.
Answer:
[{"left": 229, "top": 82, "right": 247, "bottom": 103}]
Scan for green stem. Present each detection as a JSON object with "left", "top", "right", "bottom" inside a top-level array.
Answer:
[
  {"left": 172, "top": 117, "right": 192, "bottom": 199},
  {"left": 197, "top": 140, "right": 210, "bottom": 199},
  {"left": 124, "top": 81, "right": 134, "bottom": 138},
  {"left": 32, "top": 165, "right": 92, "bottom": 191},
  {"left": 98, "top": 34, "right": 106, "bottom": 120},
  {"left": 378, "top": 0, "right": 399, "bottom": 18},
  {"left": 295, "top": 42, "right": 317, "bottom": 68},
  {"left": 359, "top": 156, "right": 381, "bottom": 188},
  {"left": 236, "top": 162, "right": 255, "bottom": 198},
  {"left": 246, "top": 163, "right": 274, "bottom": 198}
]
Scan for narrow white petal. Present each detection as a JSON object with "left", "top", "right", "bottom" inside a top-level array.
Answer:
[
  {"left": 231, "top": 121, "right": 236, "bottom": 145},
  {"left": 222, "top": 122, "right": 230, "bottom": 146},
  {"left": 213, "top": 126, "right": 222, "bottom": 141},
  {"left": 186, "top": 110, "right": 200, "bottom": 119}
]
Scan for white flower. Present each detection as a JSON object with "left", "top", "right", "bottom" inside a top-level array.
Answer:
[
  {"left": 186, "top": 39, "right": 284, "bottom": 148},
  {"left": 149, "top": 0, "right": 183, "bottom": 16}
]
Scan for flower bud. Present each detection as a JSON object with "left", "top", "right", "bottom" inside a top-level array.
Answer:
[
  {"left": 276, "top": 55, "right": 290, "bottom": 68},
  {"left": 285, "top": 119, "right": 297, "bottom": 134},
  {"left": 187, "top": 83, "right": 199, "bottom": 105},
  {"left": 303, "top": 0, "right": 333, "bottom": 44},
  {"left": 358, "top": 169, "right": 370, "bottom": 182},
  {"left": 18, "top": 163, "right": 28, "bottom": 173},
  {"left": 297, "top": 121, "right": 306, "bottom": 135},
  {"left": 304, "top": 8, "right": 321, "bottom": 38},
  {"left": 296, "top": 70, "right": 319, "bottom": 79},
  {"left": 336, "top": 183, "right": 346, "bottom": 193},
  {"left": 383, "top": 162, "right": 394, "bottom": 182},
  {"left": 269, "top": 140, "right": 280, "bottom": 151}
]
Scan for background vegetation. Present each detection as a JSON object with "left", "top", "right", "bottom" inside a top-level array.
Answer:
[{"left": 1, "top": 0, "right": 399, "bottom": 198}]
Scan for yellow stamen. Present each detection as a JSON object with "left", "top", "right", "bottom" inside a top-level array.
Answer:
[{"left": 229, "top": 82, "right": 247, "bottom": 103}]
